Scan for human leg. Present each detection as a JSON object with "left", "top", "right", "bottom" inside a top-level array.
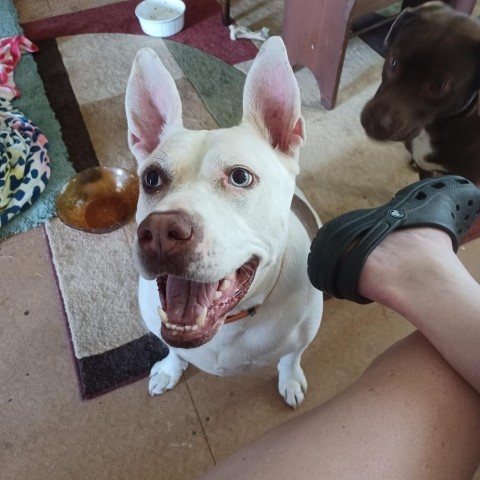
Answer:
[{"left": 198, "top": 332, "right": 480, "bottom": 480}]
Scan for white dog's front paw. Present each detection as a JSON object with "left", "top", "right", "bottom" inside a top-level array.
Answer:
[
  {"left": 149, "top": 366, "right": 179, "bottom": 396},
  {"left": 279, "top": 375, "right": 307, "bottom": 409},
  {"left": 278, "top": 354, "right": 307, "bottom": 409},
  {"left": 148, "top": 351, "right": 188, "bottom": 396}
]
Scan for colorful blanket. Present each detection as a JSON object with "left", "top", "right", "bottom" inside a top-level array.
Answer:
[{"left": 0, "top": 36, "right": 50, "bottom": 227}]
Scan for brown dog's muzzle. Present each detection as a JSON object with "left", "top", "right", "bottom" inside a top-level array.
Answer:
[
  {"left": 361, "top": 95, "right": 423, "bottom": 143},
  {"left": 137, "top": 211, "right": 200, "bottom": 273},
  {"left": 361, "top": 98, "right": 397, "bottom": 141}
]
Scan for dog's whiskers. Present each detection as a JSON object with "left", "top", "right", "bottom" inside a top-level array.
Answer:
[{"left": 239, "top": 264, "right": 255, "bottom": 275}]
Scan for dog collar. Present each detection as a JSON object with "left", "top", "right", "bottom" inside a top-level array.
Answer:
[
  {"left": 223, "top": 193, "right": 318, "bottom": 326},
  {"left": 441, "top": 91, "right": 479, "bottom": 122},
  {"left": 224, "top": 306, "right": 257, "bottom": 324}
]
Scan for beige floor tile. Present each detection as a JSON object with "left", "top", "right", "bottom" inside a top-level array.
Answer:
[
  {"left": 184, "top": 363, "right": 297, "bottom": 462},
  {"left": 0, "top": 227, "right": 213, "bottom": 480},
  {"left": 47, "top": 0, "right": 121, "bottom": 16},
  {"left": 14, "top": 0, "right": 52, "bottom": 23}
]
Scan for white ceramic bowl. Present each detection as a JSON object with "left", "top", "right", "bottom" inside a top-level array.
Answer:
[{"left": 135, "top": 0, "right": 186, "bottom": 37}]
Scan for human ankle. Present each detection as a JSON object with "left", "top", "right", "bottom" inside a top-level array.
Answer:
[{"left": 357, "top": 228, "right": 454, "bottom": 307}]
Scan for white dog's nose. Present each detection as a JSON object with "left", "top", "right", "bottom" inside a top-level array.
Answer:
[{"left": 137, "top": 211, "right": 197, "bottom": 260}]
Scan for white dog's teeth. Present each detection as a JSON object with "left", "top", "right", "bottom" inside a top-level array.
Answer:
[
  {"left": 219, "top": 279, "right": 230, "bottom": 292},
  {"left": 185, "top": 325, "right": 192, "bottom": 331},
  {"left": 191, "top": 324, "right": 199, "bottom": 332},
  {"left": 196, "top": 307, "right": 208, "bottom": 326},
  {"left": 165, "top": 321, "right": 185, "bottom": 332},
  {"left": 225, "top": 271, "right": 235, "bottom": 281},
  {"left": 214, "top": 291, "right": 222, "bottom": 300},
  {"left": 157, "top": 307, "right": 168, "bottom": 324}
]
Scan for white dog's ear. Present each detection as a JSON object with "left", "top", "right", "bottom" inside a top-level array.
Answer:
[
  {"left": 125, "top": 48, "right": 183, "bottom": 163},
  {"left": 242, "top": 36, "right": 305, "bottom": 157}
]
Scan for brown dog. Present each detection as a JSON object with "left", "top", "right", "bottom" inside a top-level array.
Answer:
[{"left": 361, "top": 1, "right": 480, "bottom": 184}]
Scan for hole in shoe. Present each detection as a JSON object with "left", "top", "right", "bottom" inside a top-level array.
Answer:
[
  {"left": 468, "top": 200, "right": 474, "bottom": 207},
  {"left": 465, "top": 214, "right": 470, "bottom": 221},
  {"left": 415, "top": 191, "right": 427, "bottom": 200},
  {"left": 455, "top": 179, "right": 470, "bottom": 185},
  {"left": 432, "top": 181, "right": 445, "bottom": 189},
  {"left": 451, "top": 212, "right": 455, "bottom": 219},
  {"left": 456, "top": 204, "right": 461, "bottom": 211}
]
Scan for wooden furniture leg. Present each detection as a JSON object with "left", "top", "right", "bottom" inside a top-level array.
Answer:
[
  {"left": 447, "top": 0, "right": 476, "bottom": 14},
  {"left": 220, "top": 0, "right": 231, "bottom": 25},
  {"left": 282, "top": 0, "right": 356, "bottom": 110}
]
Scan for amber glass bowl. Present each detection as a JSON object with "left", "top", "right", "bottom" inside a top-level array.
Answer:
[{"left": 56, "top": 167, "right": 139, "bottom": 233}]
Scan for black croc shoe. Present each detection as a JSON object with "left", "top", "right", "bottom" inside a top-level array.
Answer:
[{"left": 307, "top": 176, "right": 480, "bottom": 304}]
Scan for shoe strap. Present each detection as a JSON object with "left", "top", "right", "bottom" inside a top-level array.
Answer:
[{"left": 336, "top": 212, "right": 406, "bottom": 304}]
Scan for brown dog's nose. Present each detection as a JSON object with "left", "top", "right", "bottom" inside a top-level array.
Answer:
[
  {"left": 137, "top": 211, "right": 195, "bottom": 259},
  {"left": 361, "top": 101, "right": 395, "bottom": 141}
]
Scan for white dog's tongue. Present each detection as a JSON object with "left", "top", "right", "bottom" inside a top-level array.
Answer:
[{"left": 165, "top": 276, "right": 219, "bottom": 324}]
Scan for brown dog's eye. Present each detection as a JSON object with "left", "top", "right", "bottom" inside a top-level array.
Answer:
[
  {"left": 142, "top": 167, "right": 162, "bottom": 191},
  {"left": 390, "top": 57, "right": 398, "bottom": 72}
]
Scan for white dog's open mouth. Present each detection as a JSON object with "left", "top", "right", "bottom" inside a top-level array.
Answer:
[{"left": 157, "top": 258, "right": 259, "bottom": 348}]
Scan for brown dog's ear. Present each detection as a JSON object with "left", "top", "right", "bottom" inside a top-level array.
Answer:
[
  {"left": 384, "top": 8, "right": 419, "bottom": 50},
  {"left": 385, "top": 1, "right": 452, "bottom": 50}
]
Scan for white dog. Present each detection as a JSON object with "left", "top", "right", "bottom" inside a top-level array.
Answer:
[{"left": 125, "top": 37, "right": 323, "bottom": 408}]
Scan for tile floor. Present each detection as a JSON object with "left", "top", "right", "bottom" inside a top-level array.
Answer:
[{"left": 3, "top": 1, "right": 480, "bottom": 479}]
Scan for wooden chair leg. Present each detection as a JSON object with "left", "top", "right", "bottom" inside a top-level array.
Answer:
[
  {"left": 282, "top": 0, "right": 355, "bottom": 110},
  {"left": 447, "top": 0, "right": 476, "bottom": 14},
  {"left": 220, "top": 0, "right": 231, "bottom": 26}
]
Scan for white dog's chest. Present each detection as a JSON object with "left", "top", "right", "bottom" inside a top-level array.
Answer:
[
  {"left": 411, "top": 129, "right": 444, "bottom": 172},
  {"left": 178, "top": 328, "right": 283, "bottom": 375},
  {"left": 176, "top": 309, "right": 314, "bottom": 375}
]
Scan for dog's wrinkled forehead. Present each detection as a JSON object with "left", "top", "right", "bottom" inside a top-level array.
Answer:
[
  {"left": 135, "top": 124, "right": 295, "bottom": 215},
  {"left": 143, "top": 129, "right": 207, "bottom": 180},
  {"left": 134, "top": 124, "right": 297, "bottom": 237},
  {"left": 142, "top": 125, "right": 294, "bottom": 179}
]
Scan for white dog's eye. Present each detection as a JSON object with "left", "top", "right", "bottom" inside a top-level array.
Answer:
[
  {"left": 229, "top": 168, "right": 253, "bottom": 188},
  {"left": 143, "top": 168, "right": 162, "bottom": 190}
]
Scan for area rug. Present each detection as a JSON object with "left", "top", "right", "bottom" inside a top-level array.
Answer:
[
  {"left": 0, "top": 0, "right": 75, "bottom": 240},
  {"left": 19, "top": 0, "right": 476, "bottom": 398}
]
